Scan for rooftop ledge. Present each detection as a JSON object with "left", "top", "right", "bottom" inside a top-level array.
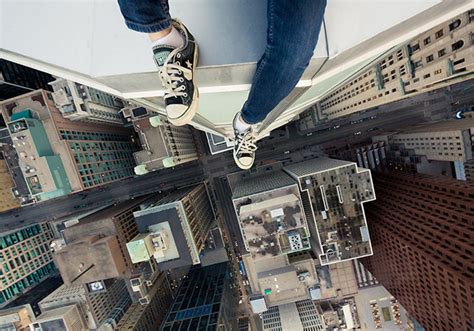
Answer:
[{"left": 1, "top": 0, "right": 471, "bottom": 137}]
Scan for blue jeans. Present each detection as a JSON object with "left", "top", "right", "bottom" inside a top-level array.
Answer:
[{"left": 118, "top": 0, "right": 326, "bottom": 124}]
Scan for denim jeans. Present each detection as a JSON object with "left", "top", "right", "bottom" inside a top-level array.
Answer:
[{"left": 117, "top": 0, "right": 326, "bottom": 124}]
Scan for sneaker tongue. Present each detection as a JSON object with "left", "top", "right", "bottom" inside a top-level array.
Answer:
[{"left": 153, "top": 45, "right": 175, "bottom": 67}]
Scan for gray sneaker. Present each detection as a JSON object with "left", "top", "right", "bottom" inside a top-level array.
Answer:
[
  {"left": 153, "top": 19, "right": 198, "bottom": 126},
  {"left": 232, "top": 113, "right": 257, "bottom": 170}
]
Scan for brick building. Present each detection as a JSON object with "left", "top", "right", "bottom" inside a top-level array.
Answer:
[{"left": 362, "top": 171, "right": 474, "bottom": 330}]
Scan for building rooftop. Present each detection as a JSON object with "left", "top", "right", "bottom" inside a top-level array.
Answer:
[
  {"left": 54, "top": 234, "right": 127, "bottom": 285},
  {"left": 284, "top": 158, "right": 376, "bottom": 265},
  {"left": 7, "top": 116, "right": 71, "bottom": 200},
  {"left": 238, "top": 193, "right": 310, "bottom": 259},
  {"left": 132, "top": 115, "right": 171, "bottom": 170}
]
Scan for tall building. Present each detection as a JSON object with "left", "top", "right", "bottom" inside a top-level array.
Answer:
[
  {"left": 0, "top": 224, "right": 56, "bottom": 307},
  {"left": 161, "top": 262, "right": 237, "bottom": 331},
  {"left": 37, "top": 278, "right": 131, "bottom": 330},
  {"left": 314, "top": 10, "right": 474, "bottom": 121},
  {"left": 284, "top": 158, "right": 376, "bottom": 265},
  {"left": 127, "top": 184, "right": 215, "bottom": 271},
  {"left": 0, "top": 304, "right": 35, "bottom": 330},
  {"left": 361, "top": 171, "right": 474, "bottom": 330},
  {"left": 115, "top": 272, "right": 173, "bottom": 331},
  {"left": 6, "top": 109, "right": 72, "bottom": 202},
  {"left": 0, "top": 90, "right": 136, "bottom": 192},
  {"left": 4, "top": 1, "right": 469, "bottom": 139},
  {"left": 0, "top": 59, "right": 54, "bottom": 101},
  {"left": 229, "top": 165, "right": 318, "bottom": 312},
  {"left": 0, "top": 157, "right": 20, "bottom": 211},
  {"left": 373, "top": 119, "right": 474, "bottom": 179},
  {"left": 52, "top": 197, "right": 149, "bottom": 285},
  {"left": 229, "top": 158, "right": 375, "bottom": 313},
  {"left": 50, "top": 78, "right": 124, "bottom": 125},
  {"left": 29, "top": 304, "right": 87, "bottom": 331},
  {"left": 121, "top": 106, "right": 198, "bottom": 175},
  {"left": 261, "top": 299, "right": 325, "bottom": 331}
]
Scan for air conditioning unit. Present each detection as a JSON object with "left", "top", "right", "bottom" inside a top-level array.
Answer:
[{"left": 139, "top": 295, "right": 150, "bottom": 305}]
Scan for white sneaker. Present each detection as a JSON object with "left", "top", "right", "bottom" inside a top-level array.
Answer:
[{"left": 232, "top": 113, "right": 257, "bottom": 170}]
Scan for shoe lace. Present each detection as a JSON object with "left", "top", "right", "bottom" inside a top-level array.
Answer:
[
  {"left": 236, "top": 130, "right": 257, "bottom": 155},
  {"left": 159, "top": 54, "right": 192, "bottom": 99}
]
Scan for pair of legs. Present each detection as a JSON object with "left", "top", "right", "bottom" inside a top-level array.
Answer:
[{"left": 117, "top": 0, "right": 326, "bottom": 169}]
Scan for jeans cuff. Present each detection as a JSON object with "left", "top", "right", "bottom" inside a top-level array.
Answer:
[
  {"left": 124, "top": 18, "right": 171, "bottom": 33},
  {"left": 240, "top": 111, "right": 259, "bottom": 125}
]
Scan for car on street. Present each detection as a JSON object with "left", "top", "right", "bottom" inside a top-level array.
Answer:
[{"left": 354, "top": 131, "right": 362, "bottom": 136}]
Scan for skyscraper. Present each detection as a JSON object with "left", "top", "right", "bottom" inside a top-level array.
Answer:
[
  {"left": 121, "top": 106, "right": 198, "bottom": 174},
  {"left": 50, "top": 78, "right": 124, "bottom": 125},
  {"left": 361, "top": 171, "right": 474, "bottom": 330},
  {"left": 52, "top": 197, "right": 149, "bottom": 285},
  {"left": 0, "top": 224, "right": 56, "bottom": 307},
  {"left": 115, "top": 272, "right": 173, "bottom": 331},
  {"left": 0, "top": 90, "right": 137, "bottom": 193},
  {"left": 160, "top": 262, "right": 237, "bottom": 331},
  {"left": 300, "top": 10, "right": 474, "bottom": 126},
  {"left": 127, "top": 184, "right": 215, "bottom": 271},
  {"left": 0, "top": 59, "right": 54, "bottom": 101}
]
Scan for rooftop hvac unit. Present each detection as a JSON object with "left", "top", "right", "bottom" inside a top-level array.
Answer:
[
  {"left": 288, "top": 232, "right": 303, "bottom": 251},
  {"left": 139, "top": 295, "right": 150, "bottom": 305},
  {"left": 130, "top": 276, "right": 144, "bottom": 292}
]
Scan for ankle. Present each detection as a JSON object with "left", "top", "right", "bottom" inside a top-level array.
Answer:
[{"left": 234, "top": 113, "right": 252, "bottom": 133}]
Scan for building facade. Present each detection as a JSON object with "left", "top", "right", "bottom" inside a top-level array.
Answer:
[
  {"left": 361, "top": 171, "right": 474, "bottom": 330},
  {"left": 50, "top": 78, "right": 124, "bottom": 125},
  {"left": 127, "top": 184, "right": 215, "bottom": 271},
  {"left": 0, "top": 224, "right": 56, "bottom": 307},
  {"left": 161, "top": 262, "right": 237, "bottom": 331},
  {"left": 0, "top": 158, "right": 20, "bottom": 211},
  {"left": 115, "top": 272, "right": 173, "bottom": 331},
  {"left": 121, "top": 106, "right": 198, "bottom": 175},
  {"left": 0, "top": 90, "right": 136, "bottom": 192},
  {"left": 0, "top": 59, "right": 54, "bottom": 101},
  {"left": 297, "top": 9, "right": 474, "bottom": 130}
]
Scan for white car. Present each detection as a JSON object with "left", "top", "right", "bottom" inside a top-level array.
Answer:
[{"left": 354, "top": 131, "right": 362, "bottom": 136}]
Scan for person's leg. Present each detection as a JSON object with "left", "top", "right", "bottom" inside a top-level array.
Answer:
[
  {"left": 117, "top": 0, "right": 199, "bottom": 126},
  {"left": 241, "top": 0, "right": 327, "bottom": 124},
  {"left": 233, "top": 0, "right": 326, "bottom": 170}
]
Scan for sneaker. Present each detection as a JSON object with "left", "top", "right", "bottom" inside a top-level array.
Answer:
[
  {"left": 233, "top": 114, "right": 257, "bottom": 170},
  {"left": 153, "top": 20, "right": 199, "bottom": 126}
]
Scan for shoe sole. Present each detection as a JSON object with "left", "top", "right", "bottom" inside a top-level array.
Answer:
[
  {"left": 233, "top": 152, "right": 254, "bottom": 170},
  {"left": 167, "top": 43, "right": 199, "bottom": 126}
]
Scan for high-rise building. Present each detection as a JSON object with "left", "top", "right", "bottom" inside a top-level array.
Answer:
[
  {"left": 115, "top": 272, "right": 173, "bottom": 331},
  {"left": 261, "top": 299, "right": 325, "bottom": 331},
  {"left": 229, "top": 158, "right": 375, "bottom": 313},
  {"left": 120, "top": 106, "right": 198, "bottom": 175},
  {"left": 0, "top": 157, "right": 20, "bottom": 211},
  {"left": 29, "top": 305, "right": 87, "bottom": 331},
  {"left": 0, "top": 59, "right": 54, "bottom": 101},
  {"left": 50, "top": 78, "right": 124, "bottom": 125},
  {"left": 465, "top": 158, "right": 474, "bottom": 182},
  {"left": 6, "top": 109, "right": 72, "bottom": 202},
  {"left": 374, "top": 119, "right": 474, "bottom": 179},
  {"left": 361, "top": 171, "right": 474, "bottom": 330},
  {"left": 52, "top": 197, "right": 149, "bottom": 285},
  {"left": 0, "top": 304, "right": 35, "bottom": 330},
  {"left": 229, "top": 164, "right": 318, "bottom": 312},
  {"left": 309, "top": 10, "right": 474, "bottom": 122},
  {"left": 161, "top": 262, "right": 237, "bottom": 331},
  {"left": 0, "top": 224, "right": 56, "bottom": 308},
  {"left": 127, "top": 184, "right": 215, "bottom": 271},
  {"left": 284, "top": 158, "right": 376, "bottom": 265},
  {"left": 38, "top": 278, "right": 131, "bottom": 330},
  {"left": 0, "top": 90, "right": 136, "bottom": 192}
]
